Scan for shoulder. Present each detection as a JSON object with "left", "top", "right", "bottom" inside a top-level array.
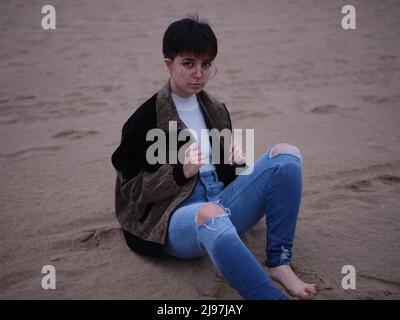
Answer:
[
  {"left": 112, "top": 93, "right": 158, "bottom": 174},
  {"left": 199, "top": 89, "right": 231, "bottom": 117},
  {"left": 200, "top": 89, "right": 226, "bottom": 108},
  {"left": 122, "top": 93, "right": 158, "bottom": 136},
  {"left": 199, "top": 89, "right": 232, "bottom": 128}
]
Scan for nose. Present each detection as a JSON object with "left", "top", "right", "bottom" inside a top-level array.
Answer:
[{"left": 193, "top": 66, "right": 204, "bottom": 79}]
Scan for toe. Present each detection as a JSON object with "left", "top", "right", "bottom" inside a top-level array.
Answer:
[
  {"left": 300, "top": 290, "right": 313, "bottom": 300},
  {"left": 305, "top": 284, "right": 317, "bottom": 295}
]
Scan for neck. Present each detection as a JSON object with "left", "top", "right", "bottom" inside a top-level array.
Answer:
[
  {"left": 172, "top": 91, "right": 195, "bottom": 101},
  {"left": 170, "top": 80, "right": 193, "bottom": 99}
]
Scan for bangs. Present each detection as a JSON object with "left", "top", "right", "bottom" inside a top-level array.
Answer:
[{"left": 163, "top": 16, "right": 218, "bottom": 60}]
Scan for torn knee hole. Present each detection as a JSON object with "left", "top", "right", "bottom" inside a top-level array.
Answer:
[
  {"left": 196, "top": 203, "right": 226, "bottom": 225},
  {"left": 271, "top": 143, "right": 301, "bottom": 158}
]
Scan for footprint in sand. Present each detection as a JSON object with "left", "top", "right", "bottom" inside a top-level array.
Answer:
[
  {"left": 361, "top": 95, "right": 399, "bottom": 104},
  {"left": 344, "top": 174, "right": 400, "bottom": 192},
  {"left": 50, "top": 225, "right": 119, "bottom": 252},
  {"left": 77, "top": 226, "right": 120, "bottom": 249},
  {"left": 0, "top": 270, "right": 36, "bottom": 291},
  {"left": 65, "top": 91, "right": 85, "bottom": 98},
  {"left": 345, "top": 179, "right": 373, "bottom": 192},
  {"left": 16, "top": 95, "right": 36, "bottom": 101},
  {"left": 0, "top": 145, "right": 65, "bottom": 159},
  {"left": 310, "top": 104, "right": 338, "bottom": 114},
  {"left": 359, "top": 274, "right": 400, "bottom": 299},
  {"left": 376, "top": 174, "right": 400, "bottom": 185},
  {"left": 76, "top": 85, "right": 121, "bottom": 93},
  {"left": 231, "top": 109, "right": 269, "bottom": 119},
  {"left": 86, "top": 102, "right": 108, "bottom": 107},
  {"left": 378, "top": 54, "right": 397, "bottom": 61},
  {"left": 52, "top": 129, "right": 98, "bottom": 140}
]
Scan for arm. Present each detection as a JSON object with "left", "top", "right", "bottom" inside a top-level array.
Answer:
[
  {"left": 112, "top": 116, "right": 190, "bottom": 205},
  {"left": 118, "top": 163, "right": 188, "bottom": 204}
]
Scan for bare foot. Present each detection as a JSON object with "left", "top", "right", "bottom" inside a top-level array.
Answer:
[{"left": 267, "top": 265, "right": 317, "bottom": 299}]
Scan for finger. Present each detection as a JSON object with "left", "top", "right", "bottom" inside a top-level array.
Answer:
[
  {"left": 188, "top": 148, "right": 201, "bottom": 158},
  {"left": 228, "top": 151, "right": 233, "bottom": 165},
  {"left": 190, "top": 143, "right": 199, "bottom": 150},
  {"left": 191, "top": 151, "right": 203, "bottom": 160},
  {"left": 234, "top": 147, "right": 244, "bottom": 158},
  {"left": 234, "top": 143, "right": 243, "bottom": 153},
  {"left": 185, "top": 146, "right": 195, "bottom": 157},
  {"left": 193, "top": 153, "right": 202, "bottom": 161},
  {"left": 192, "top": 157, "right": 206, "bottom": 165},
  {"left": 192, "top": 152, "right": 206, "bottom": 163},
  {"left": 197, "top": 157, "right": 206, "bottom": 162},
  {"left": 235, "top": 153, "right": 245, "bottom": 164},
  {"left": 197, "top": 156, "right": 206, "bottom": 164},
  {"left": 187, "top": 146, "right": 198, "bottom": 157}
]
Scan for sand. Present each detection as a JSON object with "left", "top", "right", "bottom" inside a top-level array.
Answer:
[{"left": 0, "top": 0, "right": 399, "bottom": 299}]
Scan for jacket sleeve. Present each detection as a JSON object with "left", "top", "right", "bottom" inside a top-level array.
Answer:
[
  {"left": 118, "top": 163, "right": 188, "bottom": 204},
  {"left": 111, "top": 114, "right": 190, "bottom": 205}
]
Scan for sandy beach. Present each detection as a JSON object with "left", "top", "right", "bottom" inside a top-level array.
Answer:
[{"left": 1, "top": 0, "right": 399, "bottom": 299}]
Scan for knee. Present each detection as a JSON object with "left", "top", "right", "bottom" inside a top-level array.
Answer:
[
  {"left": 270, "top": 143, "right": 302, "bottom": 161},
  {"left": 196, "top": 203, "right": 226, "bottom": 225}
]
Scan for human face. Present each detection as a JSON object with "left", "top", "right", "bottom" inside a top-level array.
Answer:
[{"left": 164, "top": 53, "right": 216, "bottom": 98}]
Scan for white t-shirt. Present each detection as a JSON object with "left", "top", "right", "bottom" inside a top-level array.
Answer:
[{"left": 171, "top": 92, "right": 216, "bottom": 173}]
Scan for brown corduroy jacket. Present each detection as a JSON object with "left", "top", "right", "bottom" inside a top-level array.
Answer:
[{"left": 111, "top": 81, "right": 245, "bottom": 257}]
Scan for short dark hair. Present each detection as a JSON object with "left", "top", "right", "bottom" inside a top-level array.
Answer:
[{"left": 162, "top": 14, "right": 218, "bottom": 60}]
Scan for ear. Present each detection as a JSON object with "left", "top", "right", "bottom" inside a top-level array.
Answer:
[{"left": 164, "top": 58, "right": 173, "bottom": 72}]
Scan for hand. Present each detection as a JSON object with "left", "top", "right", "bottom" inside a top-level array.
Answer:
[
  {"left": 229, "top": 137, "right": 246, "bottom": 166},
  {"left": 182, "top": 143, "right": 206, "bottom": 178}
]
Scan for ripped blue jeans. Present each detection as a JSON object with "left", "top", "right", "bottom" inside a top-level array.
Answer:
[{"left": 165, "top": 143, "right": 303, "bottom": 300}]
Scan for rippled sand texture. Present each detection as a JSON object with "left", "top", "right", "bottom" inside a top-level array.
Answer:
[{"left": 1, "top": 0, "right": 399, "bottom": 299}]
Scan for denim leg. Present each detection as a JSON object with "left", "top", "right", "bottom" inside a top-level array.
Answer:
[
  {"left": 166, "top": 197, "right": 288, "bottom": 299},
  {"left": 264, "top": 158, "right": 302, "bottom": 267},
  {"left": 165, "top": 201, "right": 208, "bottom": 259},
  {"left": 165, "top": 172, "right": 225, "bottom": 259},
  {"left": 217, "top": 144, "right": 303, "bottom": 268},
  {"left": 165, "top": 164, "right": 298, "bottom": 299},
  {"left": 197, "top": 213, "right": 288, "bottom": 300}
]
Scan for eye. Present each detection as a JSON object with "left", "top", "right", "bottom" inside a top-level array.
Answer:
[
  {"left": 182, "top": 61, "right": 194, "bottom": 68},
  {"left": 202, "top": 62, "right": 212, "bottom": 69}
]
